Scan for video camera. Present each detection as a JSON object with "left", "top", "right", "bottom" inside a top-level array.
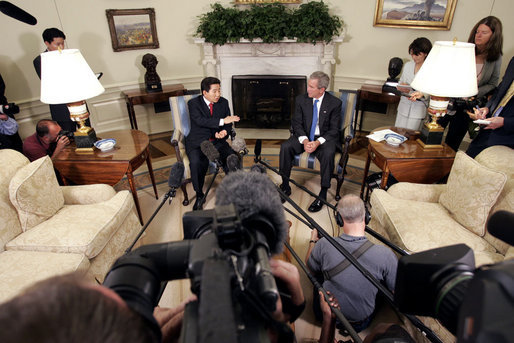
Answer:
[
  {"left": 103, "top": 202, "right": 295, "bottom": 343},
  {"left": 395, "top": 237, "right": 514, "bottom": 341},
  {"left": 447, "top": 96, "right": 488, "bottom": 114}
]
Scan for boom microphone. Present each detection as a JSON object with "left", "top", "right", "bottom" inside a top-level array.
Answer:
[
  {"left": 0, "top": 1, "right": 37, "bottom": 25},
  {"left": 200, "top": 140, "right": 221, "bottom": 167},
  {"left": 215, "top": 170, "right": 287, "bottom": 255},
  {"left": 488, "top": 210, "right": 514, "bottom": 246},
  {"left": 168, "top": 161, "right": 185, "bottom": 190},
  {"left": 254, "top": 139, "right": 262, "bottom": 163},
  {"left": 231, "top": 137, "right": 248, "bottom": 156},
  {"left": 226, "top": 154, "right": 240, "bottom": 173}
]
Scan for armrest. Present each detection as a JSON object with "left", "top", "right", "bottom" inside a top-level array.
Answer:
[
  {"left": 61, "top": 184, "right": 116, "bottom": 205},
  {"left": 171, "top": 129, "right": 183, "bottom": 147},
  {"left": 387, "top": 183, "right": 446, "bottom": 203}
]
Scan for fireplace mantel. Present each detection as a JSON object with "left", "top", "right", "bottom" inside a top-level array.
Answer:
[{"left": 194, "top": 37, "right": 343, "bottom": 109}]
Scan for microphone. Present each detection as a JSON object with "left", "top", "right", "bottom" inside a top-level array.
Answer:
[
  {"left": 200, "top": 140, "right": 221, "bottom": 168},
  {"left": 0, "top": 1, "right": 37, "bottom": 25},
  {"left": 215, "top": 170, "right": 287, "bottom": 255},
  {"left": 226, "top": 154, "right": 240, "bottom": 173},
  {"left": 250, "top": 164, "right": 266, "bottom": 174},
  {"left": 231, "top": 137, "right": 248, "bottom": 156},
  {"left": 167, "top": 161, "right": 185, "bottom": 190},
  {"left": 488, "top": 210, "right": 514, "bottom": 246},
  {"left": 254, "top": 139, "right": 262, "bottom": 163},
  {"left": 215, "top": 170, "right": 287, "bottom": 312}
]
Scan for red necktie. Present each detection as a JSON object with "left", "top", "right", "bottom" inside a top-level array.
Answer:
[{"left": 209, "top": 103, "right": 213, "bottom": 116}]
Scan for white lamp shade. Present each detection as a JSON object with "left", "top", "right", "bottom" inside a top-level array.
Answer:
[
  {"left": 40, "top": 49, "right": 104, "bottom": 104},
  {"left": 411, "top": 41, "right": 478, "bottom": 98}
]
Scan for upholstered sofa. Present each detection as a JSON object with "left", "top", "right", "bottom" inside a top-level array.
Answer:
[
  {"left": 0, "top": 149, "right": 141, "bottom": 303},
  {"left": 368, "top": 145, "right": 514, "bottom": 342}
]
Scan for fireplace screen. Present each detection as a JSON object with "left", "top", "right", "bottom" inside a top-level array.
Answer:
[{"left": 232, "top": 75, "right": 307, "bottom": 129}]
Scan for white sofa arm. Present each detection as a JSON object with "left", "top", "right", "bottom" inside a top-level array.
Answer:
[
  {"left": 61, "top": 184, "right": 117, "bottom": 204},
  {"left": 387, "top": 183, "right": 446, "bottom": 203}
]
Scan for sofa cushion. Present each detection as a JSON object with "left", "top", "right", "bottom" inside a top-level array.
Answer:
[
  {"left": 0, "top": 150, "right": 29, "bottom": 251},
  {"left": 439, "top": 151, "right": 507, "bottom": 237},
  {"left": 9, "top": 156, "right": 64, "bottom": 232},
  {"left": 371, "top": 189, "right": 497, "bottom": 253},
  {"left": 6, "top": 191, "right": 133, "bottom": 259},
  {"left": 0, "top": 250, "right": 89, "bottom": 304}
]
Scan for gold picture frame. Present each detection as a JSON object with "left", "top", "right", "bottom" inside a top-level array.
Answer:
[
  {"left": 106, "top": 8, "right": 159, "bottom": 52},
  {"left": 373, "top": 0, "right": 457, "bottom": 30}
]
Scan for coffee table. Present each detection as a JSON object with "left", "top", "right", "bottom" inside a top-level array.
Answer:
[
  {"left": 360, "top": 126, "right": 456, "bottom": 199},
  {"left": 53, "top": 129, "right": 158, "bottom": 224}
]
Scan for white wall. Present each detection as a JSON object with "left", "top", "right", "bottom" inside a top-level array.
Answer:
[{"left": 1, "top": 0, "right": 512, "bottom": 137}]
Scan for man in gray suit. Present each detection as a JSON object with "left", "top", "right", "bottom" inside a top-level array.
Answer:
[{"left": 279, "top": 71, "right": 342, "bottom": 212}]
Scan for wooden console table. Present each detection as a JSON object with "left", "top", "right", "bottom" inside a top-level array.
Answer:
[
  {"left": 53, "top": 129, "right": 158, "bottom": 225},
  {"left": 360, "top": 126, "right": 456, "bottom": 199},
  {"left": 123, "top": 84, "right": 186, "bottom": 130},
  {"left": 354, "top": 84, "right": 401, "bottom": 132}
]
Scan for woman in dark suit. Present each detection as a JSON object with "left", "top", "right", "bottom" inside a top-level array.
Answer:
[{"left": 442, "top": 16, "right": 503, "bottom": 151}]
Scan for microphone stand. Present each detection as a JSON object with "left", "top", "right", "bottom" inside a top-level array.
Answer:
[
  {"left": 254, "top": 156, "right": 409, "bottom": 256},
  {"left": 197, "top": 163, "right": 221, "bottom": 210},
  {"left": 283, "top": 241, "right": 362, "bottom": 343},
  {"left": 276, "top": 186, "right": 442, "bottom": 343},
  {"left": 125, "top": 188, "right": 177, "bottom": 253}
]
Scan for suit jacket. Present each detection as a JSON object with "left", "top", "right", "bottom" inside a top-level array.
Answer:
[
  {"left": 292, "top": 92, "right": 342, "bottom": 143},
  {"left": 480, "top": 56, "right": 514, "bottom": 146},
  {"left": 477, "top": 56, "right": 502, "bottom": 98},
  {"left": 185, "top": 96, "right": 233, "bottom": 152},
  {"left": 33, "top": 53, "right": 71, "bottom": 122}
]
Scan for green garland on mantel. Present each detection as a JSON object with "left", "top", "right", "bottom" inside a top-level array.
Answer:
[{"left": 195, "top": 1, "right": 343, "bottom": 46}]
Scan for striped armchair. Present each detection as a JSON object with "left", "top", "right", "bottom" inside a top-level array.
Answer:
[
  {"left": 292, "top": 90, "right": 358, "bottom": 200},
  {"left": 169, "top": 94, "right": 218, "bottom": 205}
]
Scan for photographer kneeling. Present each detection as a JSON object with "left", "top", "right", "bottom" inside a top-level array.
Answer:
[
  {"left": 22, "top": 119, "right": 70, "bottom": 162},
  {"left": 306, "top": 195, "right": 398, "bottom": 332}
]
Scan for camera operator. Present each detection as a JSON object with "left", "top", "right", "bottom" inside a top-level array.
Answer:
[
  {"left": 22, "top": 119, "right": 70, "bottom": 162},
  {"left": 306, "top": 195, "right": 398, "bottom": 332},
  {"left": 0, "top": 257, "right": 304, "bottom": 343},
  {"left": 0, "top": 72, "right": 23, "bottom": 152}
]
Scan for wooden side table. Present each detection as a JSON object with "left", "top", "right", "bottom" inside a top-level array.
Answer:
[
  {"left": 123, "top": 84, "right": 187, "bottom": 130},
  {"left": 360, "top": 126, "right": 456, "bottom": 199},
  {"left": 53, "top": 129, "right": 158, "bottom": 225},
  {"left": 354, "top": 84, "right": 400, "bottom": 133}
]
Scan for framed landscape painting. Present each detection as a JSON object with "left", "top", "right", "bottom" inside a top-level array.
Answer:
[
  {"left": 106, "top": 8, "right": 159, "bottom": 52},
  {"left": 373, "top": 0, "right": 458, "bottom": 30}
]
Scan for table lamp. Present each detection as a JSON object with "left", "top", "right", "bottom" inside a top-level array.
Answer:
[
  {"left": 410, "top": 41, "right": 477, "bottom": 149},
  {"left": 40, "top": 49, "right": 104, "bottom": 151}
]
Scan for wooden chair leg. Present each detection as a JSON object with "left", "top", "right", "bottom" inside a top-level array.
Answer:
[
  {"left": 181, "top": 181, "right": 190, "bottom": 206},
  {"left": 335, "top": 174, "right": 343, "bottom": 201}
]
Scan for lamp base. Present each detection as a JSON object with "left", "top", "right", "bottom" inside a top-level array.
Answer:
[
  {"left": 417, "top": 123, "right": 444, "bottom": 149},
  {"left": 74, "top": 128, "right": 97, "bottom": 151}
]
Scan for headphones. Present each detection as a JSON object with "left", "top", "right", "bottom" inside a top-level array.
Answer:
[{"left": 334, "top": 203, "right": 371, "bottom": 227}]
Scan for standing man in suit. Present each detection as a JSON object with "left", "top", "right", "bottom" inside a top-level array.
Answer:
[
  {"left": 467, "top": 56, "right": 514, "bottom": 158},
  {"left": 33, "top": 28, "right": 76, "bottom": 132},
  {"left": 0, "top": 73, "right": 22, "bottom": 152},
  {"left": 279, "top": 71, "right": 342, "bottom": 212},
  {"left": 186, "top": 77, "right": 240, "bottom": 210}
]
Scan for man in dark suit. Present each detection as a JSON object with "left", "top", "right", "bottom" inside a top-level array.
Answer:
[
  {"left": 0, "top": 73, "right": 22, "bottom": 152},
  {"left": 33, "top": 28, "right": 76, "bottom": 133},
  {"left": 467, "top": 56, "right": 514, "bottom": 158},
  {"left": 279, "top": 71, "right": 342, "bottom": 212},
  {"left": 186, "top": 77, "right": 240, "bottom": 210}
]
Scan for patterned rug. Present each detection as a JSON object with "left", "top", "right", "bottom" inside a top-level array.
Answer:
[{"left": 114, "top": 149, "right": 371, "bottom": 195}]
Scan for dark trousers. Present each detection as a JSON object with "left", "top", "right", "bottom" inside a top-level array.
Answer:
[
  {"left": 439, "top": 109, "right": 470, "bottom": 151},
  {"left": 279, "top": 136, "right": 336, "bottom": 188},
  {"left": 188, "top": 140, "right": 234, "bottom": 194}
]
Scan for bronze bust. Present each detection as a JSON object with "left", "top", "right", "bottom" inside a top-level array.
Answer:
[{"left": 142, "top": 53, "right": 162, "bottom": 93}]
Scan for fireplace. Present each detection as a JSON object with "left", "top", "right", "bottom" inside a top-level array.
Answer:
[{"left": 232, "top": 75, "right": 306, "bottom": 129}]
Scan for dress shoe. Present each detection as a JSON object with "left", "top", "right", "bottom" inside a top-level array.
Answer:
[
  {"left": 308, "top": 199, "right": 324, "bottom": 213},
  {"left": 193, "top": 196, "right": 203, "bottom": 211}
]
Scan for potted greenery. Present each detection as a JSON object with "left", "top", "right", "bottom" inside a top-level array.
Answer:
[{"left": 195, "top": 1, "right": 343, "bottom": 46}]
